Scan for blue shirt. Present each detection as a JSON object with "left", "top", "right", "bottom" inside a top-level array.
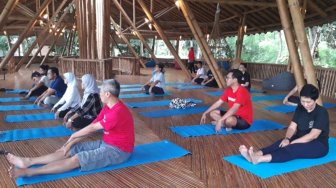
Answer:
[{"left": 50, "top": 76, "right": 67, "bottom": 98}]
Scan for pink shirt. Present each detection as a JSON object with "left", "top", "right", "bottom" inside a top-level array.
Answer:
[{"left": 93, "top": 101, "right": 135, "bottom": 153}]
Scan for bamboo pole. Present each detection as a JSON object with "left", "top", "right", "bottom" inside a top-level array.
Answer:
[
  {"left": 40, "top": 27, "right": 64, "bottom": 65},
  {"left": 61, "top": 30, "right": 71, "bottom": 56},
  {"left": 287, "top": 0, "right": 322, "bottom": 105},
  {"left": 138, "top": 0, "right": 192, "bottom": 79},
  {"left": 111, "top": 17, "right": 146, "bottom": 68},
  {"left": 0, "top": 0, "right": 52, "bottom": 69},
  {"left": 25, "top": 8, "right": 69, "bottom": 68},
  {"left": 179, "top": 0, "right": 225, "bottom": 88},
  {"left": 0, "top": 0, "right": 19, "bottom": 31},
  {"left": 14, "top": 0, "right": 69, "bottom": 70},
  {"left": 276, "top": 0, "right": 305, "bottom": 91},
  {"left": 112, "top": 0, "right": 160, "bottom": 65},
  {"left": 234, "top": 15, "right": 246, "bottom": 66},
  {"left": 95, "top": 0, "right": 110, "bottom": 59}
]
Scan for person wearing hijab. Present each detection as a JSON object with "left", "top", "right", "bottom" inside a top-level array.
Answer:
[
  {"left": 51, "top": 72, "right": 81, "bottom": 119},
  {"left": 64, "top": 74, "right": 103, "bottom": 130}
]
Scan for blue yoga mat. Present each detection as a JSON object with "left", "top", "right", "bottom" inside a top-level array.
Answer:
[
  {"left": 0, "top": 126, "right": 73, "bottom": 142},
  {"left": 170, "top": 119, "right": 285, "bottom": 137},
  {"left": 0, "top": 97, "right": 36, "bottom": 103},
  {"left": 250, "top": 88, "right": 264, "bottom": 93},
  {"left": 265, "top": 103, "right": 336, "bottom": 113},
  {"left": 16, "top": 140, "right": 190, "bottom": 186},
  {"left": 165, "top": 82, "right": 191, "bottom": 86},
  {"left": 139, "top": 105, "right": 210, "bottom": 118},
  {"left": 173, "top": 85, "right": 208, "bottom": 90},
  {"left": 120, "top": 87, "right": 143, "bottom": 92},
  {"left": 126, "top": 98, "right": 202, "bottom": 108},
  {"left": 120, "top": 84, "right": 143, "bottom": 88},
  {"left": 120, "top": 92, "right": 170, "bottom": 99},
  {"left": 205, "top": 91, "right": 223, "bottom": 96},
  {"left": 252, "top": 94, "right": 286, "bottom": 102},
  {"left": 6, "top": 89, "right": 29, "bottom": 94},
  {"left": 0, "top": 104, "right": 42, "bottom": 111},
  {"left": 5, "top": 112, "right": 55, "bottom": 123},
  {"left": 224, "top": 138, "right": 336, "bottom": 179}
]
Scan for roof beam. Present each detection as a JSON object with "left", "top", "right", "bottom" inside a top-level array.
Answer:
[
  {"left": 15, "top": 2, "right": 36, "bottom": 18},
  {"left": 187, "top": 0, "right": 277, "bottom": 7},
  {"left": 307, "top": 1, "right": 327, "bottom": 17}
]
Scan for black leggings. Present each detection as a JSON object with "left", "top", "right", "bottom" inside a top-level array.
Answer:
[
  {"left": 261, "top": 139, "right": 328, "bottom": 162},
  {"left": 28, "top": 85, "right": 48, "bottom": 97},
  {"left": 72, "top": 116, "right": 95, "bottom": 129},
  {"left": 144, "top": 85, "right": 164, "bottom": 95},
  {"left": 187, "top": 62, "right": 195, "bottom": 73},
  {"left": 288, "top": 96, "right": 300, "bottom": 104}
]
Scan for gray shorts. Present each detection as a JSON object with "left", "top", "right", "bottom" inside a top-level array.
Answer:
[{"left": 70, "top": 140, "right": 132, "bottom": 171}]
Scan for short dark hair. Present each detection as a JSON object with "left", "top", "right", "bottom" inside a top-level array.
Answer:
[
  {"left": 39, "top": 65, "right": 49, "bottom": 73},
  {"left": 300, "top": 84, "right": 319, "bottom": 100},
  {"left": 228, "top": 69, "right": 243, "bottom": 83},
  {"left": 49, "top": 67, "right": 59, "bottom": 76},
  {"left": 31, "top": 71, "right": 41, "bottom": 78},
  {"left": 197, "top": 61, "right": 203, "bottom": 66},
  {"left": 158, "top": 63, "right": 165, "bottom": 73}
]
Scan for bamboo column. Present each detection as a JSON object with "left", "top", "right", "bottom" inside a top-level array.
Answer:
[
  {"left": 40, "top": 27, "right": 65, "bottom": 65},
  {"left": 0, "top": 0, "right": 19, "bottom": 31},
  {"left": 288, "top": 0, "right": 322, "bottom": 105},
  {"left": 111, "top": 17, "right": 146, "bottom": 67},
  {"left": 14, "top": 0, "right": 69, "bottom": 70},
  {"left": 0, "top": 0, "right": 52, "bottom": 69},
  {"left": 138, "top": 0, "right": 192, "bottom": 79},
  {"left": 179, "top": 0, "right": 225, "bottom": 88},
  {"left": 234, "top": 15, "right": 246, "bottom": 66},
  {"left": 67, "top": 30, "right": 74, "bottom": 56},
  {"left": 61, "top": 30, "right": 71, "bottom": 56},
  {"left": 95, "top": 0, "right": 110, "bottom": 59},
  {"left": 276, "top": 0, "right": 305, "bottom": 91},
  {"left": 112, "top": 0, "right": 160, "bottom": 65}
]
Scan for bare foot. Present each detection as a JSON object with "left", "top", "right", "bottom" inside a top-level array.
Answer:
[
  {"left": 248, "top": 147, "right": 260, "bottom": 165},
  {"left": 8, "top": 166, "right": 27, "bottom": 178},
  {"left": 225, "top": 127, "right": 232, "bottom": 132},
  {"left": 239, "top": 145, "right": 251, "bottom": 162},
  {"left": 6, "top": 153, "right": 31, "bottom": 168}
]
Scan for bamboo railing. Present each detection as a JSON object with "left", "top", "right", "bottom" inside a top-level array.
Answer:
[
  {"left": 59, "top": 56, "right": 140, "bottom": 80},
  {"left": 246, "top": 63, "right": 336, "bottom": 98}
]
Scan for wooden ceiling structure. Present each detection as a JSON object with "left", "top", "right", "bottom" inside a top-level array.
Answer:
[{"left": 1, "top": 0, "right": 336, "bottom": 38}]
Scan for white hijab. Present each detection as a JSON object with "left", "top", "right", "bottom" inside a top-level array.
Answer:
[
  {"left": 53, "top": 72, "right": 81, "bottom": 111},
  {"left": 81, "top": 74, "right": 99, "bottom": 107}
]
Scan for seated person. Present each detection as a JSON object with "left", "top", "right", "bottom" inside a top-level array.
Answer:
[
  {"left": 51, "top": 72, "right": 81, "bottom": 119},
  {"left": 283, "top": 77, "right": 321, "bottom": 106},
  {"left": 64, "top": 74, "right": 103, "bottom": 130},
  {"left": 200, "top": 69, "right": 253, "bottom": 132},
  {"left": 201, "top": 69, "right": 218, "bottom": 88},
  {"left": 6, "top": 79, "right": 135, "bottom": 178},
  {"left": 22, "top": 71, "right": 49, "bottom": 99},
  {"left": 35, "top": 67, "right": 67, "bottom": 107},
  {"left": 192, "top": 61, "right": 207, "bottom": 85},
  {"left": 239, "top": 84, "right": 329, "bottom": 164},
  {"left": 142, "top": 63, "right": 165, "bottom": 95},
  {"left": 238, "top": 63, "right": 251, "bottom": 91}
]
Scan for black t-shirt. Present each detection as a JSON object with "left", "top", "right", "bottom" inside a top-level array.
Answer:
[
  {"left": 207, "top": 70, "right": 213, "bottom": 79},
  {"left": 292, "top": 104, "right": 329, "bottom": 146},
  {"left": 241, "top": 72, "right": 251, "bottom": 89}
]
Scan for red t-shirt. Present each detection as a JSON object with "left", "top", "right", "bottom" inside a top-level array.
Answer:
[
  {"left": 188, "top": 49, "right": 195, "bottom": 62},
  {"left": 92, "top": 101, "right": 134, "bottom": 153},
  {"left": 220, "top": 85, "right": 253, "bottom": 125}
]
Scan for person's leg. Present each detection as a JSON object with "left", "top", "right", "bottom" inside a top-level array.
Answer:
[
  {"left": 44, "top": 95, "right": 60, "bottom": 107},
  {"left": 194, "top": 78, "right": 204, "bottom": 85},
  {"left": 30, "top": 86, "right": 48, "bottom": 97},
  {"left": 209, "top": 110, "right": 223, "bottom": 123},
  {"left": 150, "top": 86, "right": 164, "bottom": 94},
  {"left": 6, "top": 150, "right": 69, "bottom": 169},
  {"left": 71, "top": 116, "right": 94, "bottom": 130},
  {"left": 59, "top": 108, "right": 71, "bottom": 118},
  {"left": 191, "top": 62, "right": 196, "bottom": 73},
  {"left": 9, "top": 155, "right": 80, "bottom": 178},
  {"left": 144, "top": 85, "right": 150, "bottom": 94},
  {"left": 232, "top": 117, "right": 250, "bottom": 130}
]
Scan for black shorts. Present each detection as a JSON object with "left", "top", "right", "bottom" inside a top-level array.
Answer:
[{"left": 219, "top": 110, "right": 250, "bottom": 130}]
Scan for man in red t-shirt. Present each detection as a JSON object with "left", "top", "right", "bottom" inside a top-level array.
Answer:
[
  {"left": 6, "top": 79, "right": 135, "bottom": 178},
  {"left": 201, "top": 69, "right": 253, "bottom": 132}
]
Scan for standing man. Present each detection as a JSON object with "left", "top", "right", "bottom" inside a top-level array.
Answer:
[
  {"left": 200, "top": 69, "right": 253, "bottom": 132},
  {"left": 187, "top": 47, "right": 196, "bottom": 74},
  {"left": 238, "top": 64, "right": 251, "bottom": 91}
]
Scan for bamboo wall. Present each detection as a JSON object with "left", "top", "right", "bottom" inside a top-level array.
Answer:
[
  {"left": 59, "top": 57, "right": 140, "bottom": 80},
  {"left": 246, "top": 62, "right": 336, "bottom": 99}
]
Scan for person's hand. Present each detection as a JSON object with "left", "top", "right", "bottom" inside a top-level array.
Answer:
[
  {"left": 57, "top": 143, "right": 72, "bottom": 156},
  {"left": 37, "top": 99, "right": 42, "bottom": 106},
  {"left": 141, "top": 86, "right": 145, "bottom": 91},
  {"left": 283, "top": 97, "right": 289, "bottom": 105},
  {"left": 279, "top": 138, "right": 290, "bottom": 147},
  {"left": 200, "top": 113, "right": 207, "bottom": 124},
  {"left": 215, "top": 120, "right": 223, "bottom": 132},
  {"left": 201, "top": 82, "right": 206, "bottom": 86},
  {"left": 65, "top": 121, "right": 72, "bottom": 129},
  {"left": 51, "top": 107, "right": 56, "bottom": 113},
  {"left": 54, "top": 111, "right": 60, "bottom": 119}
]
